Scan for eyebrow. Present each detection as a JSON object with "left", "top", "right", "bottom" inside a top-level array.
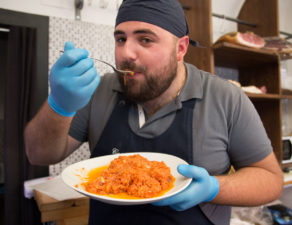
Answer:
[{"left": 114, "top": 29, "right": 158, "bottom": 37}]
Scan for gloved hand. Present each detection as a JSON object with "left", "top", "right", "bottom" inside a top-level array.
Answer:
[
  {"left": 48, "top": 42, "right": 100, "bottom": 117},
  {"left": 152, "top": 164, "right": 219, "bottom": 211}
]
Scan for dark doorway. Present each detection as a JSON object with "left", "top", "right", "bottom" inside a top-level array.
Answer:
[
  {"left": 0, "top": 9, "right": 49, "bottom": 225},
  {"left": 0, "top": 25, "right": 9, "bottom": 225}
]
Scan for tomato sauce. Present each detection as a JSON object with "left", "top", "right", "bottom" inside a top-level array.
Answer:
[{"left": 82, "top": 154, "right": 175, "bottom": 199}]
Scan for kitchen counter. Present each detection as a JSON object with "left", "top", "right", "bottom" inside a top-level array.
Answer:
[{"left": 34, "top": 190, "right": 89, "bottom": 225}]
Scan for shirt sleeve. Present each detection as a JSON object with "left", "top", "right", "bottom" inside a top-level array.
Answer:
[
  {"left": 69, "top": 73, "right": 119, "bottom": 148},
  {"left": 69, "top": 101, "right": 91, "bottom": 142},
  {"left": 228, "top": 90, "right": 273, "bottom": 169}
]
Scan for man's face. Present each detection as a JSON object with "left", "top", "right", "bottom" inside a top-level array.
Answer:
[{"left": 114, "top": 21, "right": 179, "bottom": 103}]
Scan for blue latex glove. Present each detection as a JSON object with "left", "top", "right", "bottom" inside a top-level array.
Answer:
[
  {"left": 48, "top": 42, "right": 100, "bottom": 117},
  {"left": 153, "top": 164, "right": 219, "bottom": 211}
]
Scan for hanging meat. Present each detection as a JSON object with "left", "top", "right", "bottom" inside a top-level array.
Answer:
[
  {"left": 216, "top": 31, "right": 265, "bottom": 49},
  {"left": 262, "top": 36, "right": 292, "bottom": 54}
]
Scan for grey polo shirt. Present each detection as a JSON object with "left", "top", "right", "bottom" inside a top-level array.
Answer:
[
  {"left": 69, "top": 63, "right": 272, "bottom": 225},
  {"left": 70, "top": 63, "right": 272, "bottom": 172}
]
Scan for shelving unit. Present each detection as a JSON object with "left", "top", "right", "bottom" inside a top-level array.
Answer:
[{"left": 180, "top": 0, "right": 292, "bottom": 168}]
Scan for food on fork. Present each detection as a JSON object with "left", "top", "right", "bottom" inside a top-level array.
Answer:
[
  {"left": 126, "top": 71, "right": 135, "bottom": 76},
  {"left": 123, "top": 70, "right": 135, "bottom": 86}
]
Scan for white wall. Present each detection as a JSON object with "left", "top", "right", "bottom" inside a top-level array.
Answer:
[
  {"left": 212, "top": 0, "right": 245, "bottom": 42},
  {"left": 1, "top": 0, "right": 291, "bottom": 38},
  {"left": 0, "top": 0, "right": 121, "bottom": 26},
  {"left": 279, "top": 0, "right": 292, "bottom": 35},
  {"left": 279, "top": 0, "right": 292, "bottom": 75}
]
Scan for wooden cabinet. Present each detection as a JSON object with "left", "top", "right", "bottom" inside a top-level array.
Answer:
[
  {"left": 34, "top": 190, "right": 89, "bottom": 225},
  {"left": 180, "top": 0, "right": 292, "bottom": 168}
]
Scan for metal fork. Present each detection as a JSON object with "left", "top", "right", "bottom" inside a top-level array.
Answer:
[{"left": 59, "top": 50, "right": 134, "bottom": 76}]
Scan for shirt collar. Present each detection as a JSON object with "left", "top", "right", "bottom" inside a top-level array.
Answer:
[{"left": 179, "top": 63, "right": 203, "bottom": 101}]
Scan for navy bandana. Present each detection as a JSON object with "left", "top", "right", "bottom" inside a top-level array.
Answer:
[{"left": 115, "top": 0, "right": 198, "bottom": 46}]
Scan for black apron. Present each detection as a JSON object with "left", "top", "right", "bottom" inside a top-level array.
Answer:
[{"left": 88, "top": 95, "right": 213, "bottom": 225}]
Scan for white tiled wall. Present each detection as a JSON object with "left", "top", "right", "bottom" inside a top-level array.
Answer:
[
  {"left": 48, "top": 16, "right": 115, "bottom": 74},
  {"left": 48, "top": 16, "right": 115, "bottom": 176}
]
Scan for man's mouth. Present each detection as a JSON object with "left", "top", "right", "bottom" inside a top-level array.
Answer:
[
  {"left": 122, "top": 70, "right": 143, "bottom": 86},
  {"left": 123, "top": 70, "right": 135, "bottom": 76}
]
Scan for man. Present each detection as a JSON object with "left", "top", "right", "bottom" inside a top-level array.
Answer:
[{"left": 24, "top": 0, "right": 283, "bottom": 224}]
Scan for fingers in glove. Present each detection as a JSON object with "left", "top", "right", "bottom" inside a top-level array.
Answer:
[
  {"left": 82, "top": 74, "right": 101, "bottom": 94},
  {"left": 77, "top": 68, "right": 100, "bottom": 87},
  {"left": 67, "top": 58, "right": 94, "bottom": 76},
  {"left": 64, "top": 41, "right": 75, "bottom": 51},
  {"left": 58, "top": 48, "right": 89, "bottom": 67},
  {"left": 153, "top": 181, "right": 195, "bottom": 205},
  {"left": 178, "top": 164, "right": 219, "bottom": 202},
  {"left": 178, "top": 164, "right": 209, "bottom": 181}
]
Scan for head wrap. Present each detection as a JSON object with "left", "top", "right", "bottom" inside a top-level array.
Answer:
[{"left": 115, "top": 0, "right": 198, "bottom": 46}]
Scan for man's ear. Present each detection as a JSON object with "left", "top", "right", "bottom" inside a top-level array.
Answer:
[{"left": 177, "top": 36, "right": 189, "bottom": 62}]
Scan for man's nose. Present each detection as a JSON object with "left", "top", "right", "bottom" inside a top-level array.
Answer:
[{"left": 121, "top": 40, "right": 138, "bottom": 61}]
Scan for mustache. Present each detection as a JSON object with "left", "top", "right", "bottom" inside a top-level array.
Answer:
[{"left": 120, "top": 61, "right": 147, "bottom": 73}]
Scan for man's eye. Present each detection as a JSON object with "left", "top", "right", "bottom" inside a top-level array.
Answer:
[
  {"left": 141, "top": 37, "right": 153, "bottom": 44},
  {"left": 115, "top": 37, "right": 126, "bottom": 43}
]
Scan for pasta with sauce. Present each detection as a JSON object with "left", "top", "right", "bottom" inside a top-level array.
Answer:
[{"left": 84, "top": 154, "right": 175, "bottom": 198}]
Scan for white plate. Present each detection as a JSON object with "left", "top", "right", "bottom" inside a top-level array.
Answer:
[
  {"left": 61, "top": 152, "right": 192, "bottom": 205},
  {"left": 62, "top": 152, "right": 192, "bottom": 205}
]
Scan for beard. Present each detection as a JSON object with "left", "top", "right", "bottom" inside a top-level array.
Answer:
[{"left": 117, "top": 52, "right": 178, "bottom": 103}]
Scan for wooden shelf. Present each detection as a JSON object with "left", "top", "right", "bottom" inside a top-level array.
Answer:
[
  {"left": 213, "top": 42, "right": 279, "bottom": 57},
  {"left": 280, "top": 53, "right": 292, "bottom": 61},
  {"left": 280, "top": 95, "right": 292, "bottom": 99},
  {"left": 213, "top": 42, "right": 279, "bottom": 68},
  {"left": 181, "top": 0, "right": 286, "bottom": 166},
  {"left": 281, "top": 89, "right": 292, "bottom": 98},
  {"left": 280, "top": 89, "right": 292, "bottom": 100},
  {"left": 282, "top": 162, "right": 292, "bottom": 169},
  {"left": 246, "top": 93, "right": 280, "bottom": 100}
]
